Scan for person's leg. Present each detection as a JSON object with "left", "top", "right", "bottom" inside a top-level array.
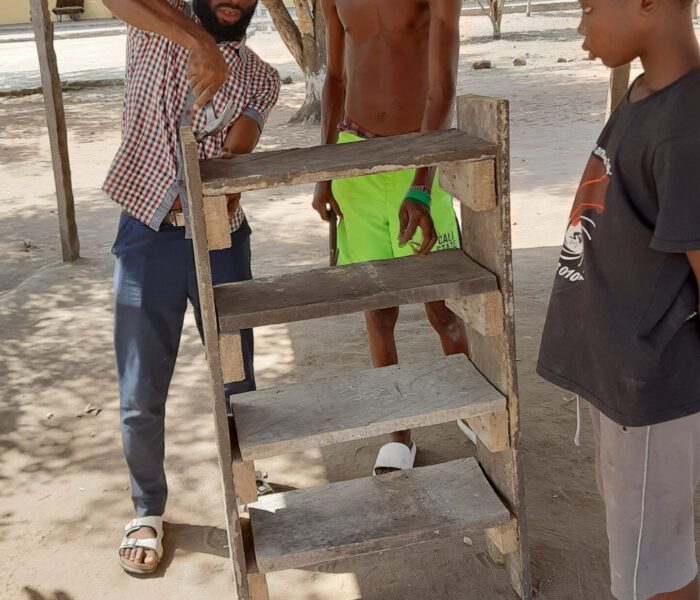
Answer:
[
  {"left": 113, "top": 215, "right": 189, "bottom": 567},
  {"left": 189, "top": 220, "right": 256, "bottom": 401},
  {"left": 590, "top": 405, "right": 700, "bottom": 600},
  {"left": 386, "top": 168, "right": 467, "bottom": 355},
  {"left": 648, "top": 578, "right": 698, "bottom": 600},
  {"left": 424, "top": 300, "right": 469, "bottom": 357}
]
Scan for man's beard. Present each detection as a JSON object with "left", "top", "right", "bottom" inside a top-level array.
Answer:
[{"left": 193, "top": 0, "right": 257, "bottom": 43}]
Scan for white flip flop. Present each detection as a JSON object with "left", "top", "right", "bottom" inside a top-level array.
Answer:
[
  {"left": 373, "top": 442, "right": 417, "bottom": 476},
  {"left": 119, "top": 516, "right": 164, "bottom": 575}
]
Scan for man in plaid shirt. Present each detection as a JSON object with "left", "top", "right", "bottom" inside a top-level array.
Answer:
[{"left": 102, "top": 0, "right": 279, "bottom": 575}]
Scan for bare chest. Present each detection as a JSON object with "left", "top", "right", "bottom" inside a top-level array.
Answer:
[{"left": 335, "top": 0, "right": 430, "bottom": 44}]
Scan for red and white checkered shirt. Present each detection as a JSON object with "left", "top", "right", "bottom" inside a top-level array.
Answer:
[{"left": 103, "top": 0, "right": 280, "bottom": 232}]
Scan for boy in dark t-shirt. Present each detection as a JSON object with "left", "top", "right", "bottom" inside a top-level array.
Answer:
[{"left": 537, "top": 2, "right": 700, "bottom": 599}]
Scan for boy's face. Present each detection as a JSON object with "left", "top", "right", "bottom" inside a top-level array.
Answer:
[{"left": 578, "top": 0, "right": 645, "bottom": 68}]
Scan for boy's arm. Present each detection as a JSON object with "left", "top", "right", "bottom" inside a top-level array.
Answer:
[
  {"left": 312, "top": 0, "right": 346, "bottom": 222},
  {"left": 102, "top": 0, "right": 227, "bottom": 109},
  {"left": 219, "top": 115, "right": 264, "bottom": 216},
  {"left": 688, "top": 251, "right": 700, "bottom": 311},
  {"left": 398, "top": 0, "right": 461, "bottom": 254}
]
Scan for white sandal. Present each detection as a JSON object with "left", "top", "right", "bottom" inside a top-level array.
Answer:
[
  {"left": 373, "top": 442, "right": 417, "bottom": 476},
  {"left": 119, "top": 516, "right": 164, "bottom": 575}
]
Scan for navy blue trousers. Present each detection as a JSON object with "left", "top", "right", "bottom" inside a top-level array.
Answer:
[{"left": 112, "top": 213, "right": 255, "bottom": 516}]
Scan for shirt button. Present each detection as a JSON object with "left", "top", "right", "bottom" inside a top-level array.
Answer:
[
  {"left": 178, "top": 179, "right": 184, "bottom": 185},
  {"left": 185, "top": 110, "right": 192, "bottom": 116}
]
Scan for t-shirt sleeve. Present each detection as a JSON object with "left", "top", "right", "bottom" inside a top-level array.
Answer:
[
  {"left": 243, "top": 63, "right": 281, "bottom": 131},
  {"left": 651, "top": 135, "right": 700, "bottom": 253}
]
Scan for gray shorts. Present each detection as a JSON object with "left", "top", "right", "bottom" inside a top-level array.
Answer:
[{"left": 589, "top": 404, "right": 700, "bottom": 599}]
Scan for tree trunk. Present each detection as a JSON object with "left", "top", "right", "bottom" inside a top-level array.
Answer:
[
  {"left": 292, "top": 64, "right": 325, "bottom": 123},
  {"left": 491, "top": 1, "right": 503, "bottom": 39},
  {"left": 261, "top": 0, "right": 326, "bottom": 123}
]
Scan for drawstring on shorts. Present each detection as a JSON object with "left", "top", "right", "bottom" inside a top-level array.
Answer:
[{"left": 574, "top": 395, "right": 582, "bottom": 446}]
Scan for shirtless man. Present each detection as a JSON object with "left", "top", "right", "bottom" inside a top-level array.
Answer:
[{"left": 313, "top": 0, "right": 467, "bottom": 475}]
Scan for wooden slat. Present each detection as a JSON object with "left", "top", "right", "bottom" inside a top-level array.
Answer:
[
  {"left": 200, "top": 130, "right": 496, "bottom": 195},
  {"left": 485, "top": 520, "right": 519, "bottom": 556},
  {"left": 446, "top": 290, "right": 504, "bottom": 336},
  {"left": 233, "top": 354, "right": 505, "bottom": 461},
  {"left": 249, "top": 458, "right": 510, "bottom": 573},
  {"left": 220, "top": 333, "right": 245, "bottom": 383},
  {"left": 464, "top": 410, "right": 510, "bottom": 453},
  {"left": 456, "top": 95, "right": 532, "bottom": 599},
  {"left": 216, "top": 250, "right": 497, "bottom": 332},
  {"left": 181, "top": 127, "right": 254, "bottom": 600},
  {"left": 203, "top": 195, "right": 232, "bottom": 250},
  {"left": 439, "top": 159, "right": 497, "bottom": 211},
  {"left": 30, "top": 0, "right": 80, "bottom": 262}
]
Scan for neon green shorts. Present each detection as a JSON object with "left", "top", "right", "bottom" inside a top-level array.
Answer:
[{"left": 331, "top": 131, "right": 461, "bottom": 266}]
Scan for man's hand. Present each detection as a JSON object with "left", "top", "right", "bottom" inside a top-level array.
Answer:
[
  {"left": 188, "top": 37, "right": 228, "bottom": 110},
  {"left": 312, "top": 181, "right": 343, "bottom": 222},
  {"left": 398, "top": 198, "right": 437, "bottom": 255}
]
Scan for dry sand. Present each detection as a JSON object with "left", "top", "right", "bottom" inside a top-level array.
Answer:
[{"left": 1, "top": 12, "right": 698, "bottom": 600}]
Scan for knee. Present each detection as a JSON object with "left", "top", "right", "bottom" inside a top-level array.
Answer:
[
  {"left": 425, "top": 302, "right": 461, "bottom": 332},
  {"left": 365, "top": 307, "right": 400, "bottom": 332}
]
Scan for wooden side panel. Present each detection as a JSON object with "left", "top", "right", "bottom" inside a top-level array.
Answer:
[
  {"left": 446, "top": 291, "right": 504, "bottom": 337},
  {"left": 181, "top": 127, "right": 256, "bottom": 600},
  {"left": 456, "top": 95, "right": 532, "bottom": 600},
  {"left": 203, "top": 195, "right": 232, "bottom": 250},
  {"left": 30, "top": 0, "right": 80, "bottom": 262},
  {"left": 439, "top": 159, "right": 497, "bottom": 211}
]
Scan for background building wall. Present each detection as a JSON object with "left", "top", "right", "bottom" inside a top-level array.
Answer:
[{"left": 0, "top": 1, "right": 114, "bottom": 26}]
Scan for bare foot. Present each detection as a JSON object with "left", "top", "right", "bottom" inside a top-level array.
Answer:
[
  {"left": 375, "top": 431, "right": 413, "bottom": 476},
  {"left": 119, "top": 525, "right": 158, "bottom": 569}
]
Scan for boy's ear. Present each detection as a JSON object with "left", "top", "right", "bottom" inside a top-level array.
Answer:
[{"left": 638, "top": 0, "right": 660, "bottom": 16}]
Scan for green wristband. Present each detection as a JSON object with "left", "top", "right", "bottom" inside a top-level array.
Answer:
[{"left": 405, "top": 187, "right": 432, "bottom": 209}]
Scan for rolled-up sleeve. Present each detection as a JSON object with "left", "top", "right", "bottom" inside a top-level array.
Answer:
[{"left": 244, "top": 62, "right": 281, "bottom": 131}]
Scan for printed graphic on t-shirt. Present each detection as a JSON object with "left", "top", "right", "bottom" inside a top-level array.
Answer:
[{"left": 557, "top": 146, "right": 611, "bottom": 282}]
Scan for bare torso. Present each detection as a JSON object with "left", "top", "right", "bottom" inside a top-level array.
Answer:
[{"left": 335, "top": 0, "right": 432, "bottom": 136}]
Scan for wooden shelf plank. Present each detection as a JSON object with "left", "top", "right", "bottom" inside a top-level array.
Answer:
[
  {"left": 215, "top": 250, "right": 498, "bottom": 332},
  {"left": 233, "top": 355, "right": 505, "bottom": 461},
  {"left": 200, "top": 130, "right": 496, "bottom": 195},
  {"left": 249, "top": 457, "right": 510, "bottom": 573}
]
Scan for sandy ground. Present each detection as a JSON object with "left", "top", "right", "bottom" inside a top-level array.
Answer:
[{"left": 1, "top": 12, "right": 699, "bottom": 600}]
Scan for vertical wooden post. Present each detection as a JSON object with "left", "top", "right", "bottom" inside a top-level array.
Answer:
[
  {"left": 606, "top": 64, "right": 631, "bottom": 120},
  {"left": 182, "top": 127, "right": 254, "bottom": 600},
  {"left": 455, "top": 95, "right": 532, "bottom": 600},
  {"left": 30, "top": 0, "right": 80, "bottom": 262}
]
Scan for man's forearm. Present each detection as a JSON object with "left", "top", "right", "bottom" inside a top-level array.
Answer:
[
  {"left": 321, "top": 77, "right": 345, "bottom": 146},
  {"left": 103, "top": 0, "right": 211, "bottom": 50}
]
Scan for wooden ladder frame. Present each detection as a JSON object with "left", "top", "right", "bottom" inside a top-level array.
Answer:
[{"left": 181, "top": 94, "right": 532, "bottom": 600}]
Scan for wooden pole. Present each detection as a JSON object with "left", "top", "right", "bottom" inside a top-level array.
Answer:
[
  {"left": 30, "top": 0, "right": 80, "bottom": 262},
  {"left": 606, "top": 63, "right": 631, "bottom": 120}
]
